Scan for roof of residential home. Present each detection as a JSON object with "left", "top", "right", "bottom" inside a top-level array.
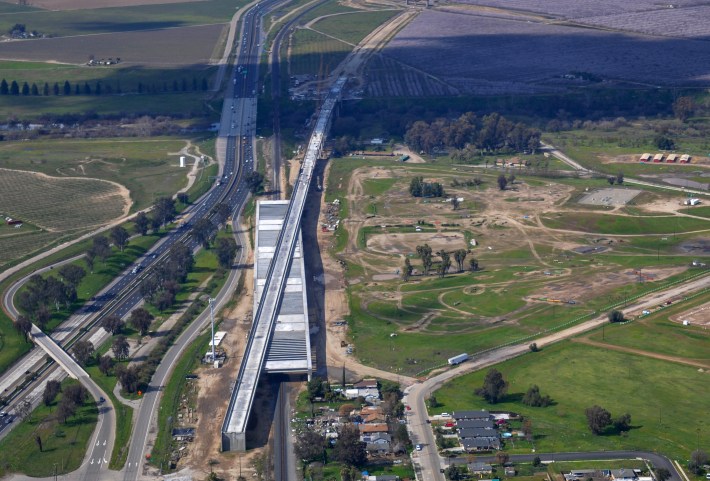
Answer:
[
  {"left": 456, "top": 419, "right": 495, "bottom": 429},
  {"left": 354, "top": 379, "right": 378, "bottom": 389},
  {"left": 458, "top": 427, "right": 499, "bottom": 439},
  {"left": 361, "top": 432, "right": 391, "bottom": 443},
  {"left": 461, "top": 437, "right": 500, "bottom": 449},
  {"left": 611, "top": 469, "right": 638, "bottom": 479},
  {"left": 468, "top": 463, "right": 493, "bottom": 472},
  {"left": 359, "top": 423, "right": 389, "bottom": 433},
  {"left": 453, "top": 410, "right": 491, "bottom": 420}
]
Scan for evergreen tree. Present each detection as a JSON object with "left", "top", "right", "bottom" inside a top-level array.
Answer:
[
  {"left": 43, "top": 82, "right": 49, "bottom": 96},
  {"left": 95, "top": 81, "right": 102, "bottom": 95},
  {"left": 21, "top": 82, "right": 29, "bottom": 95},
  {"left": 74, "top": 84, "right": 80, "bottom": 95},
  {"left": 53, "top": 82, "right": 60, "bottom": 95},
  {"left": 10, "top": 80, "right": 19, "bottom": 95},
  {"left": 83, "top": 82, "right": 91, "bottom": 95},
  {"left": 0, "top": 79, "right": 8, "bottom": 95},
  {"left": 31, "top": 83, "right": 39, "bottom": 95},
  {"left": 63, "top": 80, "right": 71, "bottom": 95}
]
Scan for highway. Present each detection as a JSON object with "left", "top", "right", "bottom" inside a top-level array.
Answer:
[
  {"left": 0, "top": 1, "right": 271, "bottom": 478},
  {"left": 122, "top": 0, "right": 286, "bottom": 478},
  {"left": 404, "top": 274, "right": 709, "bottom": 481}
]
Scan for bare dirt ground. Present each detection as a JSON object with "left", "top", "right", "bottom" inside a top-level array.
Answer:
[
  {"left": 527, "top": 265, "right": 689, "bottom": 304},
  {"left": 178, "top": 221, "right": 261, "bottom": 479},
  {"left": 367, "top": 231, "right": 467, "bottom": 255},
  {"left": 670, "top": 300, "right": 710, "bottom": 327}
]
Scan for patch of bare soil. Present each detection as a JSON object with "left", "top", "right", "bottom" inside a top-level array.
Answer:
[
  {"left": 527, "top": 265, "right": 688, "bottom": 304},
  {"left": 670, "top": 300, "right": 710, "bottom": 327},
  {"left": 179, "top": 221, "right": 261, "bottom": 479},
  {"left": 367, "top": 231, "right": 467, "bottom": 255}
]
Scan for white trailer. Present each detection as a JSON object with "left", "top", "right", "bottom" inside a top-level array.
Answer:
[{"left": 448, "top": 353, "right": 469, "bottom": 365}]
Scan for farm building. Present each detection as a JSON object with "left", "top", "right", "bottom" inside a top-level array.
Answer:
[
  {"left": 666, "top": 154, "right": 677, "bottom": 162},
  {"left": 680, "top": 154, "right": 692, "bottom": 163},
  {"left": 639, "top": 153, "right": 651, "bottom": 161},
  {"left": 653, "top": 154, "right": 664, "bottom": 162}
]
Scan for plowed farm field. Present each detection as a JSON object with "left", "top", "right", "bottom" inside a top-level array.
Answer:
[{"left": 0, "top": 23, "right": 226, "bottom": 66}]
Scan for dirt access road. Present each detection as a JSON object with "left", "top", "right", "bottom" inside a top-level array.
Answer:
[{"left": 404, "top": 272, "right": 710, "bottom": 481}]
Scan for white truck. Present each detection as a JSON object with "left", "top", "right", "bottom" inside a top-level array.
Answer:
[{"left": 448, "top": 353, "right": 469, "bottom": 365}]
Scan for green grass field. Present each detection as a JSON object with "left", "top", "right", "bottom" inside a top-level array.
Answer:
[
  {"left": 0, "top": 379, "right": 99, "bottom": 478},
  {"left": 312, "top": 9, "right": 400, "bottom": 45},
  {"left": 432, "top": 341, "right": 710, "bottom": 459},
  {"left": 540, "top": 212, "right": 710, "bottom": 235},
  {"left": 289, "top": 29, "right": 351, "bottom": 76},
  {"left": 0, "top": 0, "right": 247, "bottom": 37},
  {"left": 587, "top": 292, "right": 710, "bottom": 361}
]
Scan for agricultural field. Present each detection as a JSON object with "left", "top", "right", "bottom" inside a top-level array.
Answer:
[
  {"left": 5, "top": 0, "right": 201, "bottom": 9},
  {"left": 445, "top": 0, "right": 709, "bottom": 21},
  {"left": 289, "top": 29, "right": 352, "bottom": 77},
  {"left": 0, "top": 24, "right": 226, "bottom": 66},
  {"left": 364, "top": 54, "right": 458, "bottom": 97},
  {"left": 379, "top": 9, "right": 710, "bottom": 95},
  {"left": 0, "top": 0, "right": 245, "bottom": 38},
  {"left": 431, "top": 341, "right": 710, "bottom": 460},
  {"left": 0, "top": 137, "right": 199, "bottom": 266},
  {"left": 312, "top": 10, "right": 401, "bottom": 46},
  {"left": 319, "top": 156, "right": 710, "bottom": 376}
]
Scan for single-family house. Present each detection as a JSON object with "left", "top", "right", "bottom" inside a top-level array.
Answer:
[
  {"left": 458, "top": 427, "right": 499, "bottom": 439},
  {"left": 453, "top": 410, "right": 491, "bottom": 421},
  {"left": 611, "top": 469, "right": 638, "bottom": 481},
  {"left": 456, "top": 419, "right": 495, "bottom": 430},
  {"left": 468, "top": 463, "right": 493, "bottom": 475},
  {"left": 461, "top": 436, "right": 500, "bottom": 451},
  {"left": 362, "top": 432, "right": 391, "bottom": 454},
  {"left": 359, "top": 423, "right": 389, "bottom": 434}
]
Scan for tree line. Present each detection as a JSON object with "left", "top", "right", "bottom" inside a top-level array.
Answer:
[
  {"left": 0, "top": 77, "right": 209, "bottom": 97},
  {"left": 405, "top": 112, "right": 541, "bottom": 156}
]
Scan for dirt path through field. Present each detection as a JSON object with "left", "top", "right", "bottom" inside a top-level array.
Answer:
[{"left": 572, "top": 337, "right": 710, "bottom": 369}]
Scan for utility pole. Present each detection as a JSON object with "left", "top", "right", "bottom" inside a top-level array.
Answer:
[{"left": 209, "top": 297, "right": 216, "bottom": 366}]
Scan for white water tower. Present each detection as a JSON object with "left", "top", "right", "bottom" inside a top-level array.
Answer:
[{"left": 180, "top": 156, "right": 186, "bottom": 168}]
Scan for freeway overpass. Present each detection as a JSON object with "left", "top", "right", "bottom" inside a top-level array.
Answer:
[{"left": 222, "top": 76, "right": 347, "bottom": 451}]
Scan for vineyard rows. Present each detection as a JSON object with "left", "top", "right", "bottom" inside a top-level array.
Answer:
[
  {"left": 575, "top": 5, "right": 710, "bottom": 38},
  {"left": 383, "top": 10, "right": 710, "bottom": 95},
  {"left": 0, "top": 168, "right": 127, "bottom": 232},
  {"left": 449, "top": 0, "right": 708, "bottom": 20},
  {"left": 364, "top": 54, "right": 458, "bottom": 97}
]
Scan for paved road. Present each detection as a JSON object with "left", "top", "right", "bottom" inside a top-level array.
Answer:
[
  {"left": 404, "top": 274, "right": 709, "bottom": 481},
  {"left": 30, "top": 325, "right": 115, "bottom": 480},
  {"left": 122, "top": 0, "right": 283, "bottom": 478},
  {"left": 448, "top": 451, "right": 683, "bottom": 481}
]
